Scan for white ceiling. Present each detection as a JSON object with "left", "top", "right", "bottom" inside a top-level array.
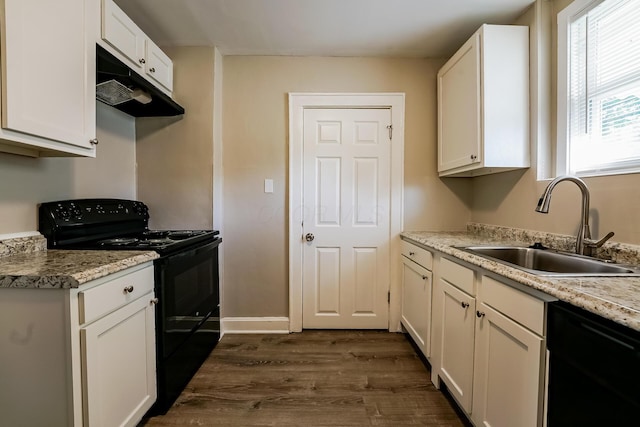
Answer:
[{"left": 114, "top": 0, "right": 536, "bottom": 58}]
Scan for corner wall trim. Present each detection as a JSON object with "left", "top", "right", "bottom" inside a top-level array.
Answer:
[{"left": 221, "top": 317, "right": 290, "bottom": 334}]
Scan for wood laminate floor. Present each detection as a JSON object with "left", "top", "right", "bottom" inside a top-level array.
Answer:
[{"left": 141, "top": 330, "right": 468, "bottom": 426}]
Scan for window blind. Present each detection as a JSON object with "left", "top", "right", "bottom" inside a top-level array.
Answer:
[{"left": 568, "top": 0, "right": 640, "bottom": 174}]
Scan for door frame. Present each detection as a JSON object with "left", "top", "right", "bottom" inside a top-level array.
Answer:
[{"left": 288, "top": 93, "right": 405, "bottom": 332}]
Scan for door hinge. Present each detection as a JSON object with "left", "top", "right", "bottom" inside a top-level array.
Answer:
[
  {"left": 386, "top": 124, "right": 393, "bottom": 140},
  {"left": 387, "top": 291, "right": 390, "bottom": 304}
]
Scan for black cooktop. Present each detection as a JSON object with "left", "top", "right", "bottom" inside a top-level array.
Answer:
[
  {"left": 39, "top": 198, "right": 220, "bottom": 255},
  {"left": 91, "top": 229, "right": 219, "bottom": 253}
]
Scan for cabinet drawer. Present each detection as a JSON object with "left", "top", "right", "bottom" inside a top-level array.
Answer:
[
  {"left": 401, "top": 240, "right": 433, "bottom": 270},
  {"left": 441, "top": 257, "right": 475, "bottom": 295},
  {"left": 79, "top": 266, "right": 154, "bottom": 324},
  {"left": 481, "top": 276, "right": 544, "bottom": 335}
]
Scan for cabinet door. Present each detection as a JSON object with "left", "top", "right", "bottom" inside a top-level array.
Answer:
[
  {"left": 401, "top": 258, "right": 432, "bottom": 357},
  {"left": 438, "top": 279, "right": 476, "bottom": 413},
  {"left": 1, "top": 0, "right": 96, "bottom": 149},
  {"left": 437, "top": 31, "right": 482, "bottom": 172},
  {"left": 473, "top": 303, "right": 544, "bottom": 427},
  {"left": 145, "top": 40, "right": 173, "bottom": 93},
  {"left": 81, "top": 293, "right": 157, "bottom": 427},
  {"left": 102, "top": 0, "right": 145, "bottom": 72}
]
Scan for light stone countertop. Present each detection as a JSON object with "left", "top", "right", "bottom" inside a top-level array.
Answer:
[
  {"left": 0, "top": 249, "right": 159, "bottom": 289},
  {"left": 402, "top": 229, "right": 640, "bottom": 332}
]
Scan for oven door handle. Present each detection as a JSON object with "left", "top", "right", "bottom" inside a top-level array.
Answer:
[{"left": 163, "top": 238, "right": 221, "bottom": 266}]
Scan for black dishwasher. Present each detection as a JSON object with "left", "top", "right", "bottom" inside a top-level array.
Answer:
[{"left": 547, "top": 301, "right": 640, "bottom": 426}]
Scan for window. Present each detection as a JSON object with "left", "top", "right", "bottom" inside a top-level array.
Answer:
[{"left": 558, "top": 0, "right": 640, "bottom": 176}]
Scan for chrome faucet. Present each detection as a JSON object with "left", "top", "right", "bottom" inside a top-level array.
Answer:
[{"left": 535, "top": 175, "right": 613, "bottom": 256}]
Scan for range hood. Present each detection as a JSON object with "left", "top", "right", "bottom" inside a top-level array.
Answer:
[{"left": 96, "top": 45, "right": 185, "bottom": 117}]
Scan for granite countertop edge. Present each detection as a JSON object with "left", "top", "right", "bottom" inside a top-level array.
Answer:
[
  {"left": 0, "top": 250, "right": 160, "bottom": 289},
  {"left": 401, "top": 231, "right": 640, "bottom": 332}
]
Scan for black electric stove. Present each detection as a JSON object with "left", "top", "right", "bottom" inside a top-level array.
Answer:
[
  {"left": 38, "top": 198, "right": 218, "bottom": 255},
  {"left": 38, "top": 198, "right": 221, "bottom": 415}
]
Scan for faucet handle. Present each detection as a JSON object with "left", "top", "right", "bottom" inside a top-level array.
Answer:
[
  {"left": 583, "top": 231, "right": 615, "bottom": 257},
  {"left": 584, "top": 231, "right": 615, "bottom": 248}
]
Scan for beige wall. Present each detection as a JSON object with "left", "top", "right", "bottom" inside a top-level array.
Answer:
[
  {"left": 223, "top": 56, "right": 472, "bottom": 317},
  {"left": 136, "top": 47, "right": 216, "bottom": 230},
  {"left": 0, "top": 102, "right": 136, "bottom": 234},
  {"left": 471, "top": 0, "right": 640, "bottom": 244},
  {"left": 470, "top": 0, "right": 640, "bottom": 244}
]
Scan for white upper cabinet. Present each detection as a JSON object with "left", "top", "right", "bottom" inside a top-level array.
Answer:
[
  {"left": 145, "top": 40, "right": 173, "bottom": 92},
  {"left": 437, "top": 24, "right": 530, "bottom": 177},
  {"left": 101, "top": 0, "right": 174, "bottom": 94},
  {"left": 0, "top": 0, "right": 98, "bottom": 157},
  {"left": 102, "top": 0, "right": 145, "bottom": 72}
]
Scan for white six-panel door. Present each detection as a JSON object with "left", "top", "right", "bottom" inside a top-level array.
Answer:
[{"left": 302, "top": 108, "right": 391, "bottom": 329}]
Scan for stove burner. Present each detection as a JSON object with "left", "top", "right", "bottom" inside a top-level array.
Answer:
[
  {"left": 138, "top": 238, "right": 174, "bottom": 245},
  {"left": 98, "top": 237, "right": 139, "bottom": 246},
  {"left": 168, "top": 231, "right": 206, "bottom": 240},
  {"left": 142, "top": 230, "right": 170, "bottom": 239}
]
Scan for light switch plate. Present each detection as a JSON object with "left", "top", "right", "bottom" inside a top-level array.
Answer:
[{"left": 264, "top": 179, "right": 274, "bottom": 193}]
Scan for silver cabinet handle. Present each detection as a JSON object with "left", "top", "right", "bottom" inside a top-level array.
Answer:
[
  {"left": 123, "top": 286, "right": 134, "bottom": 294},
  {"left": 461, "top": 302, "right": 470, "bottom": 309},
  {"left": 305, "top": 233, "right": 314, "bottom": 242},
  {"left": 150, "top": 298, "right": 159, "bottom": 305},
  {"left": 139, "top": 58, "right": 146, "bottom": 64},
  {"left": 476, "top": 311, "right": 485, "bottom": 318},
  {"left": 89, "top": 138, "right": 99, "bottom": 145}
]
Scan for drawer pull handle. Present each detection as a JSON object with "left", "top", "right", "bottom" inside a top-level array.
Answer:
[
  {"left": 150, "top": 298, "right": 159, "bottom": 305},
  {"left": 422, "top": 275, "right": 428, "bottom": 280},
  {"left": 409, "top": 252, "right": 415, "bottom": 256},
  {"left": 123, "top": 286, "right": 134, "bottom": 294},
  {"left": 476, "top": 311, "right": 485, "bottom": 318},
  {"left": 461, "top": 302, "right": 469, "bottom": 309}
]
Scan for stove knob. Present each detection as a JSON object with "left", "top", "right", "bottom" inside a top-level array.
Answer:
[{"left": 58, "top": 209, "right": 71, "bottom": 219}]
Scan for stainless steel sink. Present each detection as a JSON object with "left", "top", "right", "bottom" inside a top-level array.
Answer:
[{"left": 458, "top": 246, "right": 640, "bottom": 276}]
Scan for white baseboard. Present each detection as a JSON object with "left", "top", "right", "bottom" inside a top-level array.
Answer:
[{"left": 221, "top": 317, "right": 290, "bottom": 335}]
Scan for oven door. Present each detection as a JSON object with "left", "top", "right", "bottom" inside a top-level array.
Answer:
[{"left": 156, "top": 237, "right": 221, "bottom": 359}]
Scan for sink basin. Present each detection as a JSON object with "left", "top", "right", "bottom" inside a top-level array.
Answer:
[{"left": 458, "top": 246, "right": 640, "bottom": 276}]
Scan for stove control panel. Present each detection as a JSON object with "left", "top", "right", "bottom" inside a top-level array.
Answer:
[
  {"left": 39, "top": 199, "right": 152, "bottom": 247},
  {"left": 40, "top": 198, "right": 149, "bottom": 226},
  {"left": 47, "top": 200, "right": 148, "bottom": 223}
]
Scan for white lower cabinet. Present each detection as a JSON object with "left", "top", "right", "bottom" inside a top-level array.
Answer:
[
  {"left": 81, "top": 290, "right": 156, "bottom": 426},
  {"left": 431, "top": 256, "right": 549, "bottom": 427},
  {"left": 0, "top": 263, "right": 156, "bottom": 426},
  {"left": 400, "top": 240, "right": 433, "bottom": 358},
  {"left": 472, "top": 303, "right": 544, "bottom": 427},
  {"left": 438, "top": 279, "right": 476, "bottom": 412}
]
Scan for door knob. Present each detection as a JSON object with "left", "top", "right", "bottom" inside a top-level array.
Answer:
[{"left": 305, "top": 233, "right": 315, "bottom": 242}]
